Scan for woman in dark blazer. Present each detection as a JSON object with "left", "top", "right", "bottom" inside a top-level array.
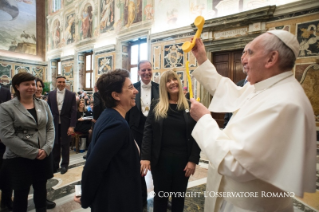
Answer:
[
  {"left": 0, "top": 73, "right": 54, "bottom": 212},
  {"left": 141, "top": 70, "right": 201, "bottom": 212},
  {"left": 74, "top": 69, "right": 142, "bottom": 212}
]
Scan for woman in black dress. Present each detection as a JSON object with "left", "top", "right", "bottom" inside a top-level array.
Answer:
[
  {"left": 74, "top": 99, "right": 92, "bottom": 145},
  {"left": 74, "top": 69, "right": 142, "bottom": 212},
  {"left": 140, "top": 70, "right": 201, "bottom": 212}
]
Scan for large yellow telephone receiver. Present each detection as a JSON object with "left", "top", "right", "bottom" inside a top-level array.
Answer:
[
  {"left": 182, "top": 16, "right": 205, "bottom": 100},
  {"left": 182, "top": 16, "right": 205, "bottom": 53}
]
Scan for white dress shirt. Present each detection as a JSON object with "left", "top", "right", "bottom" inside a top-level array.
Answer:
[
  {"left": 140, "top": 81, "right": 152, "bottom": 117},
  {"left": 57, "top": 88, "right": 66, "bottom": 124}
]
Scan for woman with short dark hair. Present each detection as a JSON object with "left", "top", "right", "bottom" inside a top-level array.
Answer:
[
  {"left": 75, "top": 69, "right": 142, "bottom": 212},
  {"left": 35, "top": 78, "right": 44, "bottom": 99},
  {"left": 0, "top": 72, "right": 54, "bottom": 212}
]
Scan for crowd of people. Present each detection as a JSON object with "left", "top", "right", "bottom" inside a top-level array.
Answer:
[{"left": 0, "top": 29, "right": 317, "bottom": 212}]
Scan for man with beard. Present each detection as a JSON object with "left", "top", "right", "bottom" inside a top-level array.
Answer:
[{"left": 126, "top": 60, "right": 159, "bottom": 207}]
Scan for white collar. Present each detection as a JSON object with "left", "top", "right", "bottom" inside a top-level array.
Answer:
[{"left": 253, "top": 71, "right": 293, "bottom": 92}]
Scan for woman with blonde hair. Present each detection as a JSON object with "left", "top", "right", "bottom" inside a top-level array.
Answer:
[{"left": 140, "top": 70, "right": 200, "bottom": 212}]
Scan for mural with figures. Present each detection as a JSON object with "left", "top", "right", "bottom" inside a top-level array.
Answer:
[
  {"left": 80, "top": 3, "right": 94, "bottom": 40},
  {"left": 65, "top": 13, "right": 76, "bottom": 44},
  {"left": 100, "top": 0, "right": 115, "bottom": 33},
  {"left": 52, "top": 19, "right": 61, "bottom": 49},
  {"left": 0, "top": 0, "right": 36, "bottom": 55},
  {"left": 0, "top": 64, "right": 12, "bottom": 87},
  {"left": 296, "top": 20, "right": 319, "bottom": 58}
]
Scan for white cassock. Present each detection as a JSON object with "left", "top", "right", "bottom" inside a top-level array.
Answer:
[{"left": 191, "top": 60, "right": 317, "bottom": 212}]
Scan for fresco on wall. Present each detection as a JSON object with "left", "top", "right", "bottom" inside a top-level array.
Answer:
[
  {"left": 164, "top": 44, "right": 184, "bottom": 68},
  {"left": 153, "top": 72, "right": 160, "bottom": 84},
  {"left": 296, "top": 64, "right": 319, "bottom": 122},
  {"left": 122, "top": 55, "right": 129, "bottom": 70},
  {"left": 33, "top": 67, "right": 44, "bottom": 79},
  {"left": 80, "top": 4, "right": 93, "bottom": 40},
  {"left": 15, "top": 66, "right": 30, "bottom": 74},
  {"left": 52, "top": 19, "right": 61, "bottom": 49},
  {"left": 177, "top": 71, "right": 184, "bottom": 84},
  {"left": 268, "top": 25, "right": 290, "bottom": 32},
  {"left": 0, "top": 0, "right": 36, "bottom": 55},
  {"left": 296, "top": 20, "right": 319, "bottom": 58},
  {"left": 125, "top": 0, "right": 142, "bottom": 28},
  {"left": 144, "top": 0, "right": 154, "bottom": 21},
  {"left": 65, "top": 13, "right": 76, "bottom": 44},
  {"left": 98, "top": 56, "right": 113, "bottom": 75},
  {"left": 190, "top": 0, "right": 206, "bottom": 17},
  {"left": 0, "top": 64, "right": 12, "bottom": 86},
  {"left": 64, "top": 0, "right": 74, "bottom": 7},
  {"left": 62, "top": 64, "right": 74, "bottom": 79},
  {"left": 100, "top": 0, "right": 115, "bottom": 33}
]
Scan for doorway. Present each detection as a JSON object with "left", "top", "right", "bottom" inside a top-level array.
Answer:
[{"left": 211, "top": 49, "right": 246, "bottom": 128}]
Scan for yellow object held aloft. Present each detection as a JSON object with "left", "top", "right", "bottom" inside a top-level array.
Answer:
[{"left": 182, "top": 16, "right": 205, "bottom": 53}]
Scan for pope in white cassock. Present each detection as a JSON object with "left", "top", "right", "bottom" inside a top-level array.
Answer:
[{"left": 189, "top": 30, "right": 317, "bottom": 212}]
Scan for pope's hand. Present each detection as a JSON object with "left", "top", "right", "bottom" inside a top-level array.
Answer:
[
  {"left": 190, "top": 98, "right": 210, "bottom": 122},
  {"left": 191, "top": 38, "right": 207, "bottom": 65}
]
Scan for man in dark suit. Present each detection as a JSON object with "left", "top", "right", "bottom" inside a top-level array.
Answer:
[
  {"left": 126, "top": 60, "right": 159, "bottom": 207},
  {"left": 0, "top": 85, "right": 13, "bottom": 210},
  {"left": 47, "top": 76, "right": 77, "bottom": 174}
]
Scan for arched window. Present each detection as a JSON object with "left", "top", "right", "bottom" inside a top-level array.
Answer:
[{"left": 53, "top": 0, "right": 61, "bottom": 12}]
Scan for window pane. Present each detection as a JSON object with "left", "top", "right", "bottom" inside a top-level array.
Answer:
[
  {"left": 130, "top": 67, "right": 138, "bottom": 84},
  {"left": 140, "top": 43, "right": 148, "bottom": 61},
  {"left": 131, "top": 45, "right": 138, "bottom": 65},
  {"left": 86, "top": 73, "right": 91, "bottom": 88},
  {"left": 86, "top": 55, "right": 91, "bottom": 70},
  {"left": 58, "top": 61, "right": 61, "bottom": 75}
]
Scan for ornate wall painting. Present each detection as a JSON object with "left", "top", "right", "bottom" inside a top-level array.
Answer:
[
  {"left": 15, "top": 66, "right": 30, "bottom": 74},
  {"left": 97, "top": 56, "right": 113, "bottom": 75},
  {"left": 189, "top": 0, "right": 206, "bottom": 17},
  {"left": 188, "top": 52, "right": 197, "bottom": 67},
  {"left": 164, "top": 44, "right": 183, "bottom": 68},
  {"left": 0, "top": 0, "right": 36, "bottom": 55},
  {"left": 64, "top": 0, "right": 74, "bottom": 7},
  {"left": 0, "top": 64, "right": 12, "bottom": 86},
  {"left": 52, "top": 19, "right": 61, "bottom": 49},
  {"left": 296, "top": 20, "right": 319, "bottom": 58},
  {"left": 100, "top": 0, "right": 115, "bottom": 33},
  {"left": 122, "top": 45, "right": 128, "bottom": 53},
  {"left": 65, "top": 13, "right": 76, "bottom": 44},
  {"left": 124, "top": 0, "right": 142, "bottom": 28},
  {"left": 268, "top": 25, "right": 290, "bottom": 32},
  {"left": 153, "top": 46, "right": 161, "bottom": 70},
  {"left": 51, "top": 66, "right": 57, "bottom": 89},
  {"left": 176, "top": 71, "right": 184, "bottom": 85},
  {"left": 296, "top": 64, "right": 319, "bottom": 122},
  {"left": 78, "top": 55, "right": 84, "bottom": 62},
  {"left": 143, "top": 0, "right": 154, "bottom": 21},
  {"left": 122, "top": 54, "right": 129, "bottom": 70},
  {"left": 153, "top": 72, "right": 160, "bottom": 84},
  {"left": 80, "top": 3, "right": 93, "bottom": 40},
  {"left": 33, "top": 67, "right": 44, "bottom": 79},
  {"left": 62, "top": 64, "right": 74, "bottom": 79},
  {"left": 65, "top": 80, "right": 73, "bottom": 91}
]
